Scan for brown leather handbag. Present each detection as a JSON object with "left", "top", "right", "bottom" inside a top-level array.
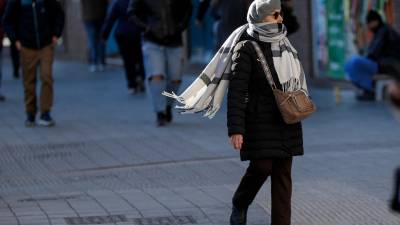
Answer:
[{"left": 250, "top": 41, "right": 316, "bottom": 124}]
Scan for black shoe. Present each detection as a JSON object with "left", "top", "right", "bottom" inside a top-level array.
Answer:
[
  {"left": 165, "top": 105, "right": 173, "bottom": 123},
  {"left": 230, "top": 206, "right": 248, "bottom": 225},
  {"left": 391, "top": 197, "right": 400, "bottom": 213},
  {"left": 0, "top": 94, "right": 5, "bottom": 102},
  {"left": 157, "top": 112, "right": 166, "bottom": 127},
  {"left": 134, "top": 82, "right": 145, "bottom": 93},
  {"left": 128, "top": 88, "right": 137, "bottom": 95},
  {"left": 13, "top": 71, "right": 20, "bottom": 79},
  {"left": 356, "top": 91, "right": 375, "bottom": 101},
  {"left": 25, "top": 114, "right": 35, "bottom": 127},
  {"left": 38, "top": 112, "right": 55, "bottom": 127}
]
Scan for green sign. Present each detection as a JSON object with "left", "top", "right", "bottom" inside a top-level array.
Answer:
[{"left": 326, "top": 0, "right": 345, "bottom": 79}]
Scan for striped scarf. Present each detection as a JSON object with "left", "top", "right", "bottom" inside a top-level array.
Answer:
[{"left": 163, "top": 22, "right": 309, "bottom": 119}]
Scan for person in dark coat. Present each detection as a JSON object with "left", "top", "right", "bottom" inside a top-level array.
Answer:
[
  {"left": 3, "top": 0, "right": 64, "bottom": 127},
  {"left": 228, "top": 1, "right": 304, "bottom": 224},
  {"left": 101, "top": 0, "right": 145, "bottom": 94},
  {"left": 196, "top": 0, "right": 252, "bottom": 49},
  {"left": 345, "top": 10, "right": 400, "bottom": 101},
  {"left": 80, "top": 0, "right": 108, "bottom": 72},
  {"left": 0, "top": 0, "right": 6, "bottom": 102},
  {"left": 281, "top": 0, "right": 299, "bottom": 36}
]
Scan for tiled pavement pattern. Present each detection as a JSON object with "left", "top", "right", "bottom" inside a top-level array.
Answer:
[{"left": 1, "top": 60, "right": 400, "bottom": 225}]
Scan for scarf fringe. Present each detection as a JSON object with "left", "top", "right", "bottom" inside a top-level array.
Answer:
[
  {"left": 163, "top": 91, "right": 219, "bottom": 119},
  {"left": 162, "top": 91, "right": 186, "bottom": 105},
  {"left": 203, "top": 104, "right": 220, "bottom": 119},
  {"left": 282, "top": 78, "right": 301, "bottom": 92}
]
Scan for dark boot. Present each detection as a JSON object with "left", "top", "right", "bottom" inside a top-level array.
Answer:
[
  {"left": 356, "top": 91, "right": 375, "bottom": 101},
  {"left": 165, "top": 105, "right": 173, "bottom": 123},
  {"left": 230, "top": 206, "right": 248, "bottom": 225},
  {"left": 156, "top": 112, "right": 166, "bottom": 127},
  {"left": 391, "top": 168, "right": 400, "bottom": 213},
  {"left": 25, "top": 114, "right": 36, "bottom": 127},
  {"left": 391, "top": 198, "right": 400, "bottom": 213}
]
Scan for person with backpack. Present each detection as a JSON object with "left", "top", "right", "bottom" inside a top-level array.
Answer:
[
  {"left": 3, "top": 0, "right": 65, "bottom": 127},
  {"left": 128, "top": 0, "right": 192, "bottom": 126}
]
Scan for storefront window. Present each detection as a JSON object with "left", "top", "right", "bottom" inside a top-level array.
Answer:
[{"left": 313, "top": 0, "right": 395, "bottom": 79}]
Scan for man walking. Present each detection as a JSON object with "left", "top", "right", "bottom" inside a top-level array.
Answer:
[
  {"left": 128, "top": 0, "right": 192, "bottom": 126},
  {"left": 3, "top": 0, "right": 65, "bottom": 127}
]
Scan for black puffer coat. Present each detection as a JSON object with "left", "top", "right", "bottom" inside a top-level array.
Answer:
[{"left": 227, "top": 33, "right": 304, "bottom": 161}]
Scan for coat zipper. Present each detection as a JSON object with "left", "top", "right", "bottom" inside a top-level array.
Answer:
[{"left": 32, "top": 1, "right": 41, "bottom": 49}]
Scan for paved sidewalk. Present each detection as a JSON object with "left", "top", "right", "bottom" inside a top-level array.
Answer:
[{"left": 0, "top": 60, "right": 400, "bottom": 225}]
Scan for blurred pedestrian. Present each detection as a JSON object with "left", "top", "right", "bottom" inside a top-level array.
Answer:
[
  {"left": 345, "top": 10, "right": 400, "bottom": 101},
  {"left": 0, "top": 0, "right": 6, "bottom": 102},
  {"left": 128, "top": 0, "right": 192, "bottom": 127},
  {"left": 3, "top": 0, "right": 65, "bottom": 127},
  {"left": 281, "top": 0, "right": 299, "bottom": 36},
  {"left": 391, "top": 168, "right": 400, "bottom": 213},
  {"left": 209, "top": 0, "right": 252, "bottom": 49},
  {"left": 195, "top": 0, "right": 221, "bottom": 51},
  {"left": 164, "top": 1, "right": 309, "bottom": 223},
  {"left": 196, "top": 0, "right": 218, "bottom": 25},
  {"left": 101, "top": 0, "right": 145, "bottom": 95},
  {"left": 80, "top": 0, "right": 108, "bottom": 73}
]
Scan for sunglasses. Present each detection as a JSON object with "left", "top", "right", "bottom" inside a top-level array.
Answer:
[{"left": 272, "top": 11, "right": 283, "bottom": 19}]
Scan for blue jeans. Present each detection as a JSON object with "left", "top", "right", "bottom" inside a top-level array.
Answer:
[
  {"left": 84, "top": 21, "right": 105, "bottom": 65},
  {"left": 142, "top": 41, "right": 183, "bottom": 113},
  {"left": 345, "top": 56, "right": 378, "bottom": 92}
]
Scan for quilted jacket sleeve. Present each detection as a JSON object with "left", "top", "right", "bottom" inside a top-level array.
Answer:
[{"left": 227, "top": 41, "right": 252, "bottom": 137}]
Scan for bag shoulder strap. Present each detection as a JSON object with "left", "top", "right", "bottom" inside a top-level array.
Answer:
[{"left": 249, "top": 41, "right": 277, "bottom": 90}]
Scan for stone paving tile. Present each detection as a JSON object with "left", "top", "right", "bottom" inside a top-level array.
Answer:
[
  {"left": 173, "top": 187, "right": 225, "bottom": 209},
  {"left": 198, "top": 185, "right": 234, "bottom": 206},
  {"left": 39, "top": 201, "right": 77, "bottom": 217},
  {"left": 66, "top": 196, "right": 107, "bottom": 216},
  {"left": 143, "top": 188, "right": 194, "bottom": 210},
  {"left": 17, "top": 215, "right": 50, "bottom": 225},
  {"left": 87, "top": 192, "right": 134, "bottom": 214},
  {"left": 50, "top": 218, "right": 69, "bottom": 225},
  {"left": 117, "top": 190, "right": 170, "bottom": 213}
]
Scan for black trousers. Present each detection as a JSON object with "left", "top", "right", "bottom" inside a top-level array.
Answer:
[
  {"left": 233, "top": 157, "right": 293, "bottom": 225},
  {"left": 393, "top": 168, "right": 400, "bottom": 208},
  {"left": 10, "top": 40, "right": 20, "bottom": 77},
  {"left": 115, "top": 34, "right": 145, "bottom": 89}
]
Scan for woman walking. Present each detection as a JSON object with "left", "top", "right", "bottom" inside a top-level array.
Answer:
[
  {"left": 165, "top": 0, "right": 309, "bottom": 224},
  {"left": 227, "top": 0, "right": 306, "bottom": 224}
]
